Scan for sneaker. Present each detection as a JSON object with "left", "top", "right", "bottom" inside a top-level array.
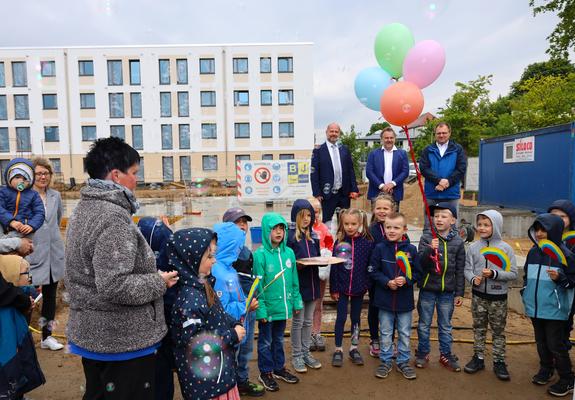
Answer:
[
  {"left": 396, "top": 362, "right": 417, "bottom": 380},
  {"left": 272, "top": 368, "right": 299, "bottom": 384},
  {"left": 349, "top": 349, "right": 364, "bottom": 365},
  {"left": 332, "top": 350, "right": 343, "bottom": 367},
  {"left": 415, "top": 353, "right": 429, "bottom": 369},
  {"left": 41, "top": 336, "right": 64, "bottom": 351},
  {"left": 292, "top": 357, "right": 307, "bottom": 373},
  {"left": 314, "top": 334, "right": 326, "bottom": 352},
  {"left": 258, "top": 373, "right": 279, "bottom": 392},
  {"left": 375, "top": 362, "right": 393, "bottom": 379},
  {"left": 548, "top": 380, "right": 575, "bottom": 397},
  {"left": 303, "top": 353, "right": 322, "bottom": 369},
  {"left": 369, "top": 340, "right": 380, "bottom": 358},
  {"left": 493, "top": 361, "right": 510, "bottom": 381},
  {"left": 439, "top": 353, "right": 461, "bottom": 372},
  {"left": 237, "top": 380, "right": 265, "bottom": 397},
  {"left": 464, "top": 355, "right": 485, "bottom": 374},
  {"left": 532, "top": 368, "right": 554, "bottom": 385}
]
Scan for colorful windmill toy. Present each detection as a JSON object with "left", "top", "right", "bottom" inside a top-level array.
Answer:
[
  {"left": 479, "top": 247, "right": 511, "bottom": 272},
  {"left": 539, "top": 239, "right": 567, "bottom": 266},
  {"left": 562, "top": 231, "right": 575, "bottom": 248},
  {"left": 395, "top": 251, "right": 412, "bottom": 280}
]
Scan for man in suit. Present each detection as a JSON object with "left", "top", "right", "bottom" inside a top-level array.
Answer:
[
  {"left": 311, "top": 123, "right": 359, "bottom": 224},
  {"left": 366, "top": 127, "right": 409, "bottom": 208}
]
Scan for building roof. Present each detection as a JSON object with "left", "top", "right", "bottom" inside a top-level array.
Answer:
[{"left": 399, "top": 112, "right": 436, "bottom": 132}]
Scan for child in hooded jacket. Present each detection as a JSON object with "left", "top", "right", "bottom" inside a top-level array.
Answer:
[
  {"left": 463, "top": 210, "right": 517, "bottom": 381},
  {"left": 287, "top": 199, "right": 323, "bottom": 373}
]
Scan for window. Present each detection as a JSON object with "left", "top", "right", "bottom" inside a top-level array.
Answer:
[
  {"left": 180, "top": 156, "right": 191, "bottom": 182},
  {"left": 0, "top": 62, "right": 5, "bottom": 87},
  {"left": 109, "top": 93, "right": 124, "bottom": 118},
  {"left": 41, "top": 61, "right": 56, "bottom": 77},
  {"left": 160, "top": 92, "right": 171, "bottom": 117},
  {"left": 162, "top": 156, "right": 174, "bottom": 181},
  {"left": 279, "top": 122, "right": 294, "bottom": 138},
  {"left": 201, "top": 123, "right": 217, "bottom": 139},
  {"left": 278, "top": 89, "right": 294, "bottom": 105},
  {"left": 0, "top": 128, "right": 9, "bottom": 152},
  {"left": 200, "top": 91, "right": 216, "bottom": 107},
  {"left": 178, "top": 92, "right": 189, "bottom": 117},
  {"left": 261, "top": 122, "right": 272, "bottom": 138},
  {"left": 82, "top": 126, "right": 97, "bottom": 141},
  {"left": 132, "top": 125, "right": 143, "bottom": 150},
  {"left": 262, "top": 154, "right": 273, "bottom": 160},
  {"left": 202, "top": 155, "right": 217, "bottom": 171},
  {"left": 44, "top": 126, "right": 59, "bottom": 142},
  {"left": 234, "top": 90, "right": 249, "bottom": 106},
  {"left": 234, "top": 123, "right": 250, "bottom": 139},
  {"left": 78, "top": 60, "right": 94, "bottom": 76},
  {"left": 42, "top": 94, "right": 58, "bottom": 110},
  {"left": 179, "top": 124, "right": 190, "bottom": 149},
  {"left": 0, "top": 96, "right": 6, "bottom": 120},
  {"left": 233, "top": 58, "right": 248, "bottom": 74},
  {"left": 235, "top": 155, "right": 250, "bottom": 165},
  {"left": 136, "top": 158, "right": 145, "bottom": 182},
  {"left": 12, "top": 62, "right": 27, "bottom": 87},
  {"left": 16, "top": 127, "right": 31, "bottom": 151},
  {"left": 260, "top": 57, "right": 271, "bottom": 73},
  {"left": 14, "top": 95, "right": 29, "bottom": 119},
  {"left": 49, "top": 158, "right": 61, "bottom": 174},
  {"left": 110, "top": 125, "right": 125, "bottom": 139},
  {"left": 129, "top": 60, "right": 141, "bottom": 85},
  {"left": 107, "top": 60, "right": 123, "bottom": 85},
  {"left": 130, "top": 92, "right": 142, "bottom": 118},
  {"left": 80, "top": 93, "right": 95, "bottom": 109},
  {"left": 260, "top": 90, "right": 272, "bottom": 106},
  {"left": 278, "top": 57, "right": 293, "bottom": 73},
  {"left": 177, "top": 59, "right": 188, "bottom": 84},
  {"left": 159, "top": 59, "right": 170, "bottom": 84},
  {"left": 161, "top": 124, "right": 173, "bottom": 150},
  {"left": 199, "top": 58, "right": 215, "bottom": 74},
  {"left": 279, "top": 153, "right": 295, "bottom": 160}
]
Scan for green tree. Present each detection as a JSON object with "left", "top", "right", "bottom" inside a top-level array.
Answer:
[
  {"left": 339, "top": 125, "right": 377, "bottom": 179},
  {"left": 530, "top": 0, "right": 575, "bottom": 59},
  {"left": 367, "top": 121, "right": 390, "bottom": 136},
  {"left": 510, "top": 58, "right": 575, "bottom": 97},
  {"left": 411, "top": 121, "right": 436, "bottom": 157}
]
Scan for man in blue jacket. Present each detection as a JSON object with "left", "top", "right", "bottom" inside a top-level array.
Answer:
[
  {"left": 366, "top": 127, "right": 409, "bottom": 208},
  {"left": 419, "top": 123, "right": 467, "bottom": 232},
  {"left": 310, "top": 123, "right": 359, "bottom": 225}
]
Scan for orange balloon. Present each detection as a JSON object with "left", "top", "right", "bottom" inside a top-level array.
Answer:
[{"left": 380, "top": 81, "right": 424, "bottom": 126}]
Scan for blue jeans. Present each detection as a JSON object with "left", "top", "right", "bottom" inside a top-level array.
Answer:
[
  {"left": 257, "top": 319, "right": 287, "bottom": 374},
  {"left": 237, "top": 312, "right": 256, "bottom": 384},
  {"left": 417, "top": 291, "right": 455, "bottom": 357},
  {"left": 379, "top": 310, "right": 412, "bottom": 364}
]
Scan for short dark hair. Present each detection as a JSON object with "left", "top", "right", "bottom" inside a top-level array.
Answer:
[
  {"left": 84, "top": 137, "right": 140, "bottom": 179},
  {"left": 380, "top": 127, "right": 396, "bottom": 137},
  {"left": 435, "top": 122, "right": 451, "bottom": 133}
]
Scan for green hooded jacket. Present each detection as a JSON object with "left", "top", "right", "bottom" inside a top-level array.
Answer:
[{"left": 253, "top": 213, "right": 303, "bottom": 321}]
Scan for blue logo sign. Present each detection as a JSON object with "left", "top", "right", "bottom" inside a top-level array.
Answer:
[
  {"left": 245, "top": 175, "right": 252, "bottom": 183},
  {"left": 244, "top": 163, "right": 253, "bottom": 171},
  {"left": 273, "top": 186, "right": 281, "bottom": 194},
  {"left": 245, "top": 187, "right": 253, "bottom": 194},
  {"left": 272, "top": 163, "right": 281, "bottom": 170},
  {"left": 273, "top": 174, "right": 281, "bottom": 182}
]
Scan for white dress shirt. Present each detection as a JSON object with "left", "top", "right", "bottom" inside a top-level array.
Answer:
[
  {"left": 378, "top": 146, "right": 397, "bottom": 190},
  {"left": 327, "top": 142, "right": 342, "bottom": 190},
  {"left": 437, "top": 141, "right": 449, "bottom": 157}
]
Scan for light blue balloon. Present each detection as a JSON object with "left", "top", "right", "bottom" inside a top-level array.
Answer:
[{"left": 354, "top": 67, "right": 393, "bottom": 111}]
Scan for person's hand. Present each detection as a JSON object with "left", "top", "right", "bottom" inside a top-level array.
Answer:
[
  {"left": 383, "top": 183, "right": 394, "bottom": 193},
  {"left": 294, "top": 309, "right": 301, "bottom": 315},
  {"left": 472, "top": 276, "right": 482, "bottom": 286},
  {"left": 349, "top": 192, "right": 360, "bottom": 200},
  {"left": 482, "top": 268, "right": 494, "bottom": 278},
  {"left": 259, "top": 318, "right": 268, "bottom": 324},
  {"left": 10, "top": 220, "right": 23, "bottom": 231},
  {"left": 387, "top": 280, "right": 398, "bottom": 290},
  {"left": 435, "top": 184, "right": 445, "bottom": 191},
  {"left": 331, "top": 292, "right": 340, "bottom": 301},
  {"left": 234, "top": 325, "right": 246, "bottom": 342},
  {"left": 431, "top": 238, "right": 439, "bottom": 250},
  {"left": 454, "top": 296, "right": 463, "bottom": 307},
  {"left": 19, "top": 224, "right": 33, "bottom": 235},
  {"left": 17, "top": 238, "right": 34, "bottom": 256},
  {"left": 439, "top": 179, "right": 450, "bottom": 188},
  {"left": 396, "top": 276, "right": 406, "bottom": 287},
  {"left": 29, "top": 296, "right": 35, "bottom": 312},
  {"left": 316, "top": 195, "right": 323, "bottom": 202},
  {"left": 547, "top": 269, "right": 560, "bottom": 281},
  {"left": 160, "top": 271, "right": 179, "bottom": 288},
  {"left": 249, "top": 298, "right": 259, "bottom": 312}
]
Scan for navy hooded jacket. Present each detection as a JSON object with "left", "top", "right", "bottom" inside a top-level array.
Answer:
[
  {"left": 548, "top": 199, "right": 575, "bottom": 252},
  {"left": 330, "top": 234, "right": 374, "bottom": 297}
]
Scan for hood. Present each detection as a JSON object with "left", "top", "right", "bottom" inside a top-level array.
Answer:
[
  {"left": 137, "top": 217, "right": 173, "bottom": 269},
  {"left": 548, "top": 200, "right": 575, "bottom": 230},
  {"left": 261, "top": 212, "right": 288, "bottom": 252},
  {"left": 167, "top": 228, "right": 217, "bottom": 287},
  {"left": 80, "top": 185, "right": 134, "bottom": 213},
  {"left": 476, "top": 209, "right": 503, "bottom": 241},
  {"left": 290, "top": 199, "right": 316, "bottom": 229},
  {"left": 5, "top": 158, "right": 34, "bottom": 188},
  {"left": 528, "top": 213, "right": 565, "bottom": 246},
  {"left": 213, "top": 222, "right": 245, "bottom": 266}
]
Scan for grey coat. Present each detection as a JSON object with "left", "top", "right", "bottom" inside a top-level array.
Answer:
[
  {"left": 27, "top": 188, "right": 65, "bottom": 285},
  {"left": 65, "top": 185, "right": 167, "bottom": 354}
]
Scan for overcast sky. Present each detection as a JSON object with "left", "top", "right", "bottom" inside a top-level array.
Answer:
[{"left": 1, "top": 0, "right": 561, "bottom": 133}]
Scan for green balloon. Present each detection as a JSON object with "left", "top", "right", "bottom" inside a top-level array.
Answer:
[{"left": 374, "top": 23, "right": 415, "bottom": 79}]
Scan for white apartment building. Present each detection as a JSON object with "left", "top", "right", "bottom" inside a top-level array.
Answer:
[{"left": 0, "top": 43, "right": 314, "bottom": 184}]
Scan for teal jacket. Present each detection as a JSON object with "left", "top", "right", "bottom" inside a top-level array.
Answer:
[{"left": 253, "top": 213, "right": 303, "bottom": 322}]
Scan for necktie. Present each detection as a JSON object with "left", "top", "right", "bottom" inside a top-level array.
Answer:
[{"left": 331, "top": 144, "right": 342, "bottom": 190}]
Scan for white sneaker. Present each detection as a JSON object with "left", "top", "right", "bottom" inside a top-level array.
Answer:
[{"left": 41, "top": 336, "right": 64, "bottom": 351}]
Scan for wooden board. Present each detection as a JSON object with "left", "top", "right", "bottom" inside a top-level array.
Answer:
[{"left": 296, "top": 256, "right": 347, "bottom": 266}]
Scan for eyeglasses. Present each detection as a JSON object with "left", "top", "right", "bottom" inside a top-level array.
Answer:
[{"left": 35, "top": 172, "right": 51, "bottom": 177}]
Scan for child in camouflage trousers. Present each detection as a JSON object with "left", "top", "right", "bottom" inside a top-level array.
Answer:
[{"left": 463, "top": 210, "right": 517, "bottom": 380}]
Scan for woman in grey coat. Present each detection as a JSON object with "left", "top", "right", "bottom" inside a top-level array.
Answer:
[{"left": 27, "top": 158, "right": 65, "bottom": 350}]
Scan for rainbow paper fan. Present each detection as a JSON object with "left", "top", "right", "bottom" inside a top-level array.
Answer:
[
  {"left": 480, "top": 247, "right": 511, "bottom": 272},
  {"left": 395, "top": 251, "right": 412, "bottom": 280},
  {"left": 539, "top": 239, "right": 567, "bottom": 266},
  {"left": 562, "top": 231, "right": 575, "bottom": 247}
]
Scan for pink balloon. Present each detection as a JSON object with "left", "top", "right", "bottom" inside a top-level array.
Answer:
[{"left": 403, "top": 40, "right": 446, "bottom": 89}]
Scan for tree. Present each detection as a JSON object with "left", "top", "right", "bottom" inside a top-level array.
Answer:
[
  {"left": 510, "top": 58, "right": 575, "bottom": 97},
  {"left": 530, "top": 0, "right": 575, "bottom": 59},
  {"left": 339, "top": 125, "right": 377, "bottom": 180},
  {"left": 367, "top": 121, "right": 390, "bottom": 136}
]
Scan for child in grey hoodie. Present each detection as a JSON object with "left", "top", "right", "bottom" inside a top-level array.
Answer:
[{"left": 463, "top": 210, "right": 517, "bottom": 381}]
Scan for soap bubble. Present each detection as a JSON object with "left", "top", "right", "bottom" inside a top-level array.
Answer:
[
  {"left": 186, "top": 332, "right": 224, "bottom": 379},
  {"left": 334, "top": 242, "right": 353, "bottom": 270},
  {"left": 106, "top": 382, "right": 115, "bottom": 392}
]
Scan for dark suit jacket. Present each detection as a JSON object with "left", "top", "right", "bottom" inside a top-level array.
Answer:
[
  {"left": 366, "top": 147, "right": 409, "bottom": 201},
  {"left": 310, "top": 142, "right": 358, "bottom": 200}
]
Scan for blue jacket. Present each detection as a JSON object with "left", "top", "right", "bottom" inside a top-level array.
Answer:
[
  {"left": 330, "top": 235, "right": 374, "bottom": 297},
  {"left": 368, "top": 239, "right": 421, "bottom": 313},
  {"left": 287, "top": 199, "right": 321, "bottom": 302},
  {"left": 419, "top": 141, "right": 467, "bottom": 200},
  {"left": 366, "top": 147, "right": 409, "bottom": 201},
  {"left": 311, "top": 142, "right": 358, "bottom": 200},
  {"left": 548, "top": 199, "right": 575, "bottom": 252},
  {"left": 522, "top": 214, "right": 575, "bottom": 321},
  {"left": 212, "top": 222, "right": 247, "bottom": 322}
]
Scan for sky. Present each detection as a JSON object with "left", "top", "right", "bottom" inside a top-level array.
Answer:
[{"left": 0, "top": 0, "right": 561, "bottom": 134}]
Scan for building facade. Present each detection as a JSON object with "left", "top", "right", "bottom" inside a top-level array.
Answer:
[{"left": 0, "top": 43, "right": 314, "bottom": 183}]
